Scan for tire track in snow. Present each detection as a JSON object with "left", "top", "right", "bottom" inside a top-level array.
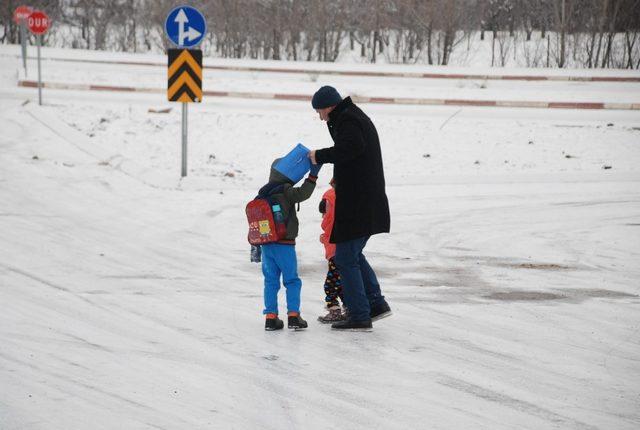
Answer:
[
  {"left": 437, "top": 374, "right": 599, "bottom": 430},
  {"left": 0, "top": 262, "right": 134, "bottom": 314}
]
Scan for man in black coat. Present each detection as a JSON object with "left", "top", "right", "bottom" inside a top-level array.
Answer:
[{"left": 308, "top": 86, "right": 392, "bottom": 330}]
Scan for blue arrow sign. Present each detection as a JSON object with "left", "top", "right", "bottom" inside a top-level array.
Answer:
[{"left": 165, "top": 6, "right": 206, "bottom": 48}]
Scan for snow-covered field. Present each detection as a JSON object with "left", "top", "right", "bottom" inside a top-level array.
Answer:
[{"left": 1, "top": 47, "right": 640, "bottom": 430}]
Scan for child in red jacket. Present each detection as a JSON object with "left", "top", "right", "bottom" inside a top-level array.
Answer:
[{"left": 317, "top": 179, "right": 346, "bottom": 323}]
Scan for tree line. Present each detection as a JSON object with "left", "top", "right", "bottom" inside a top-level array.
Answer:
[{"left": 1, "top": 0, "right": 639, "bottom": 68}]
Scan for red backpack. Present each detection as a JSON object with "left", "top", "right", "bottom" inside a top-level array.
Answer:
[{"left": 246, "top": 195, "right": 288, "bottom": 245}]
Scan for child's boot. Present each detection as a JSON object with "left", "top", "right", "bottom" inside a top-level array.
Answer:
[
  {"left": 287, "top": 312, "right": 308, "bottom": 330},
  {"left": 265, "top": 313, "right": 284, "bottom": 331},
  {"left": 317, "top": 306, "right": 345, "bottom": 324}
]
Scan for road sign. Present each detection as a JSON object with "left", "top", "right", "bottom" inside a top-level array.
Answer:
[
  {"left": 27, "top": 10, "right": 50, "bottom": 35},
  {"left": 13, "top": 5, "right": 33, "bottom": 23},
  {"left": 167, "top": 48, "right": 203, "bottom": 177},
  {"left": 164, "top": 6, "right": 206, "bottom": 48},
  {"left": 167, "top": 49, "right": 202, "bottom": 103}
]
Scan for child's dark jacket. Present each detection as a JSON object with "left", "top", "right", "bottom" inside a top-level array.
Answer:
[{"left": 258, "top": 164, "right": 317, "bottom": 244}]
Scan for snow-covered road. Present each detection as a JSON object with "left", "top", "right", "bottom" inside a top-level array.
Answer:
[
  {"left": 1, "top": 49, "right": 640, "bottom": 429},
  {"left": 3, "top": 45, "right": 640, "bottom": 105}
]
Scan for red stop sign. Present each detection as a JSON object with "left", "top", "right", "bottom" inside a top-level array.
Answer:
[
  {"left": 13, "top": 5, "right": 34, "bottom": 23},
  {"left": 27, "top": 11, "right": 50, "bottom": 35}
]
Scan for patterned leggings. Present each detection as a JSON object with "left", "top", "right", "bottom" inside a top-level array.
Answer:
[{"left": 324, "top": 257, "right": 343, "bottom": 309}]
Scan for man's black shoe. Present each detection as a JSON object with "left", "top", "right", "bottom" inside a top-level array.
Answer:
[
  {"left": 370, "top": 302, "right": 392, "bottom": 322},
  {"left": 331, "top": 319, "right": 373, "bottom": 331}
]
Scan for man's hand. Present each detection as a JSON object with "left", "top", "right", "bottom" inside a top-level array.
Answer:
[{"left": 308, "top": 150, "right": 317, "bottom": 165}]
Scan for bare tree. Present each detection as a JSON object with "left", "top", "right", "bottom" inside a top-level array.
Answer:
[{"left": 2, "top": 0, "right": 638, "bottom": 69}]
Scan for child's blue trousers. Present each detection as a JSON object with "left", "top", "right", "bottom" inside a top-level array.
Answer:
[{"left": 261, "top": 244, "right": 302, "bottom": 315}]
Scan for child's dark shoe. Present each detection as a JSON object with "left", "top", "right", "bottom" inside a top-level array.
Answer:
[
  {"left": 317, "top": 307, "right": 345, "bottom": 324},
  {"left": 265, "top": 313, "right": 284, "bottom": 331},
  {"left": 288, "top": 312, "right": 308, "bottom": 330}
]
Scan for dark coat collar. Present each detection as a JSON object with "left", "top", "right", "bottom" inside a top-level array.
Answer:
[{"left": 328, "top": 96, "right": 353, "bottom": 123}]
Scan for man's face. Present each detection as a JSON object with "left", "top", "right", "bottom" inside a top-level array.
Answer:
[{"left": 315, "top": 106, "right": 333, "bottom": 122}]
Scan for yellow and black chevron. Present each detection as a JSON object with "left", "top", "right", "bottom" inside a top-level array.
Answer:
[{"left": 167, "top": 49, "right": 202, "bottom": 103}]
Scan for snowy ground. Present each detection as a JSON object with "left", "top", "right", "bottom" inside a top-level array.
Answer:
[{"left": 1, "top": 48, "right": 640, "bottom": 430}]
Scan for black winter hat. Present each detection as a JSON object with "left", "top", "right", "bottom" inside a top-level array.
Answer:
[{"left": 311, "top": 86, "right": 342, "bottom": 109}]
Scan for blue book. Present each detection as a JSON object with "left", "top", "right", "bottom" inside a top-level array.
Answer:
[{"left": 274, "top": 143, "right": 311, "bottom": 184}]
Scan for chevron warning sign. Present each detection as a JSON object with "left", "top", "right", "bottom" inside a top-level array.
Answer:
[{"left": 167, "top": 49, "right": 202, "bottom": 103}]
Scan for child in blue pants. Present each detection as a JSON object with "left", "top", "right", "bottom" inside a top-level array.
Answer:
[
  {"left": 257, "top": 159, "right": 320, "bottom": 331},
  {"left": 261, "top": 244, "right": 301, "bottom": 317}
]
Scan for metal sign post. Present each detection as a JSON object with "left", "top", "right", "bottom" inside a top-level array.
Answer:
[
  {"left": 27, "top": 10, "right": 50, "bottom": 106},
  {"left": 36, "top": 35, "right": 42, "bottom": 105},
  {"left": 165, "top": 6, "right": 206, "bottom": 178},
  {"left": 20, "top": 24, "right": 28, "bottom": 75},
  {"left": 13, "top": 5, "right": 34, "bottom": 76},
  {"left": 182, "top": 103, "right": 188, "bottom": 177}
]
